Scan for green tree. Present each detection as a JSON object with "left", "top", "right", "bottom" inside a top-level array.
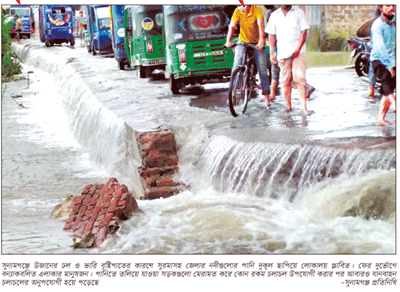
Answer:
[{"left": 2, "top": 12, "right": 22, "bottom": 82}]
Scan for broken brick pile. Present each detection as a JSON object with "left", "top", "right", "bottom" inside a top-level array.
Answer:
[
  {"left": 63, "top": 178, "right": 140, "bottom": 248},
  {"left": 137, "top": 129, "right": 185, "bottom": 199},
  {"left": 56, "top": 129, "right": 185, "bottom": 248}
]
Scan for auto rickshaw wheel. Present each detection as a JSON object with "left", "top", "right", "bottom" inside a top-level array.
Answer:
[
  {"left": 118, "top": 60, "right": 125, "bottom": 70},
  {"left": 87, "top": 41, "right": 92, "bottom": 52},
  {"left": 170, "top": 75, "right": 182, "bottom": 94},
  {"left": 138, "top": 66, "right": 150, "bottom": 78},
  {"left": 45, "top": 40, "right": 51, "bottom": 47},
  {"left": 70, "top": 38, "right": 75, "bottom": 47}
]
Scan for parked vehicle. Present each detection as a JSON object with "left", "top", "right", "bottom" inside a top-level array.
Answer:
[
  {"left": 9, "top": 5, "right": 33, "bottom": 39},
  {"left": 347, "top": 37, "right": 371, "bottom": 78},
  {"left": 163, "top": 5, "right": 235, "bottom": 93},
  {"left": 124, "top": 5, "right": 166, "bottom": 78},
  {"left": 110, "top": 5, "right": 129, "bottom": 70},
  {"left": 38, "top": 5, "right": 75, "bottom": 47},
  {"left": 86, "top": 5, "right": 113, "bottom": 55}
]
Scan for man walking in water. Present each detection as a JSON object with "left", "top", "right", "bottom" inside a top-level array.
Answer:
[
  {"left": 266, "top": 5, "right": 310, "bottom": 114},
  {"left": 370, "top": 5, "right": 396, "bottom": 126},
  {"left": 225, "top": 5, "right": 270, "bottom": 105}
]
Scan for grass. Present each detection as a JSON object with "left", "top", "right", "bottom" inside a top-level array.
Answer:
[{"left": 306, "top": 51, "right": 352, "bottom": 68}]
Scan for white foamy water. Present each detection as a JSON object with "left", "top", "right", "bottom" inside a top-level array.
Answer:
[{"left": 100, "top": 170, "right": 395, "bottom": 254}]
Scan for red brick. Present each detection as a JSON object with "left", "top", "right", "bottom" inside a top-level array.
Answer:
[
  {"left": 98, "top": 196, "right": 106, "bottom": 204},
  {"left": 141, "top": 168, "right": 161, "bottom": 178},
  {"left": 72, "top": 204, "right": 81, "bottom": 212},
  {"left": 106, "top": 185, "right": 116, "bottom": 196},
  {"left": 101, "top": 178, "right": 117, "bottom": 194},
  {"left": 144, "top": 187, "right": 180, "bottom": 200},
  {"left": 109, "top": 199, "right": 118, "bottom": 213},
  {"left": 115, "top": 185, "right": 128, "bottom": 198},
  {"left": 92, "top": 205, "right": 102, "bottom": 218},
  {"left": 156, "top": 177, "right": 181, "bottom": 187},
  {"left": 144, "top": 178, "right": 157, "bottom": 188},
  {"left": 78, "top": 206, "right": 87, "bottom": 216},
  {"left": 89, "top": 198, "right": 98, "bottom": 206},
  {"left": 165, "top": 156, "right": 179, "bottom": 166},
  {"left": 73, "top": 196, "right": 83, "bottom": 204},
  {"left": 94, "top": 227, "right": 108, "bottom": 247},
  {"left": 103, "top": 213, "right": 114, "bottom": 225},
  {"left": 146, "top": 149, "right": 166, "bottom": 160},
  {"left": 96, "top": 214, "right": 105, "bottom": 222}
]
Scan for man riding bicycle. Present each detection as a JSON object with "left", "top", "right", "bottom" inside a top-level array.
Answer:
[
  {"left": 77, "top": 11, "right": 86, "bottom": 36},
  {"left": 225, "top": 5, "right": 270, "bottom": 106}
]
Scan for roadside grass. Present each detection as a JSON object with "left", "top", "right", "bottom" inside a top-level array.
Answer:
[{"left": 306, "top": 51, "right": 352, "bottom": 68}]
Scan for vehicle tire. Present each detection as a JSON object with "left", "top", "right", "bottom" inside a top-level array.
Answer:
[
  {"left": 228, "top": 67, "right": 249, "bottom": 117},
  {"left": 45, "top": 40, "right": 50, "bottom": 47},
  {"left": 355, "top": 55, "right": 368, "bottom": 77},
  {"left": 138, "top": 66, "right": 148, "bottom": 78},
  {"left": 70, "top": 38, "right": 75, "bottom": 46},
  {"left": 118, "top": 60, "right": 125, "bottom": 70},
  {"left": 92, "top": 44, "right": 97, "bottom": 55},
  {"left": 170, "top": 75, "right": 181, "bottom": 94}
]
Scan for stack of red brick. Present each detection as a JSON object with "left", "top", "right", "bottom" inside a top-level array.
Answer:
[
  {"left": 137, "top": 129, "right": 185, "bottom": 199},
  {"left": 63, "top": 178, "right": 140, "bottom": 248}
]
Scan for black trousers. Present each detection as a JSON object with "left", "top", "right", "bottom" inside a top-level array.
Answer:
[{"left": 372, "top": 60, "right": 396, "bottom": 95}]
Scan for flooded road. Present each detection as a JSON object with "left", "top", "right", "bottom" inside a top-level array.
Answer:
[{"left": 1, "top": 40, "right": 396, "bottom": 254}]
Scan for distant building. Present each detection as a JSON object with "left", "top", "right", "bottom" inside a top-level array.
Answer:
[{"left": 301, "top": 5, "right": 378, "bottom": 51}]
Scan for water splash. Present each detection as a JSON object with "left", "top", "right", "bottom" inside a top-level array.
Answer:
[{"left": 199, "top": 135, "right": 395, "bottom": 200}]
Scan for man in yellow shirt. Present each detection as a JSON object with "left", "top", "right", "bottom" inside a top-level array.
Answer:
[{"left": 225, "top": 5, "right": 270, "bottom": 106}]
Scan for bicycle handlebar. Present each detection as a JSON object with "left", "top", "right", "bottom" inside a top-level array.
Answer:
[{"left": 225, "top": 42, "right": 265, "bottom": 50}]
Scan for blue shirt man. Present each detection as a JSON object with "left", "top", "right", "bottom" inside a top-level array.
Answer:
[{"left": 370, "top": 15, "right": 396, "bottom": 70}]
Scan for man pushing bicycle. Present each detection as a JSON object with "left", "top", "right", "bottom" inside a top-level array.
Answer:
[{"left": 225, "top": 5, "right": 271, "bottom": 107}]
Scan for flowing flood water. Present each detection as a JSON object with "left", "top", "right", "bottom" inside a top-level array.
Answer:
[{"left": 1, "top": 44, "right": 396, "bottom": 255}]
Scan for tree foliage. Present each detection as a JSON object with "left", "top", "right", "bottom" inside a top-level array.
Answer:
[{"left": 2, "top": 12, "right": 22, "bottom": 81}]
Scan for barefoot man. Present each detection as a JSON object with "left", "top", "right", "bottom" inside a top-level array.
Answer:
[
  {"left": 370, "top": 5, "right": 396, "bottom": 126},
  {"left": 266, "top": 5, "right": 310, "bottom": 114}
]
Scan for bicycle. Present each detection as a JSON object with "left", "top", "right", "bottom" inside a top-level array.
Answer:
[{"left": 228, "top": 43, "right": 259, "bottom": 117}]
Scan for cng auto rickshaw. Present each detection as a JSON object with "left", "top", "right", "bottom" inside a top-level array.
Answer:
[
  {"left": 110, "top": 5, "right": 129, "bottom": 70},
  {"left": 124, "top": 5, "right": 166, "bottom": 78},
  {"left": 9, "top": 5, "right": 33, "bottom": 39},
  {"left": 38, "top": 5, "right": 75, "bottom": 47},
  {"left": 163, "top": 5, "right": 235, "bottom": 93},
  {"left": 86, "top": 5, "right": 113, "bottom": 55}
]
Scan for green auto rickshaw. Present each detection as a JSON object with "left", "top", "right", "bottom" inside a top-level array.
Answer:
[
  {"left": 163, "top": 5, "right": 236, "bottom": 94},
  {"left": 124, "top": 5, "right": 166, "bottom": 78}
]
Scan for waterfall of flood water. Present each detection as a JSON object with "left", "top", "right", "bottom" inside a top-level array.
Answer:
[
  {"left": 199, "top": 135, "right": 396, "bottom": 200},
  {"left": 15, "top": 45, "right": 144, "bottom": 196}
]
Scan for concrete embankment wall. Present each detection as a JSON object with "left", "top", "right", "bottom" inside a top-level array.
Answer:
[{"left": 12, "top": 43, "right": 184, "bottom": 201}]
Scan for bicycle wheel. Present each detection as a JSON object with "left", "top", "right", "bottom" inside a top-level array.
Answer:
[{"left": 228, "top": 67, "right": 249, "bottom": 117}]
